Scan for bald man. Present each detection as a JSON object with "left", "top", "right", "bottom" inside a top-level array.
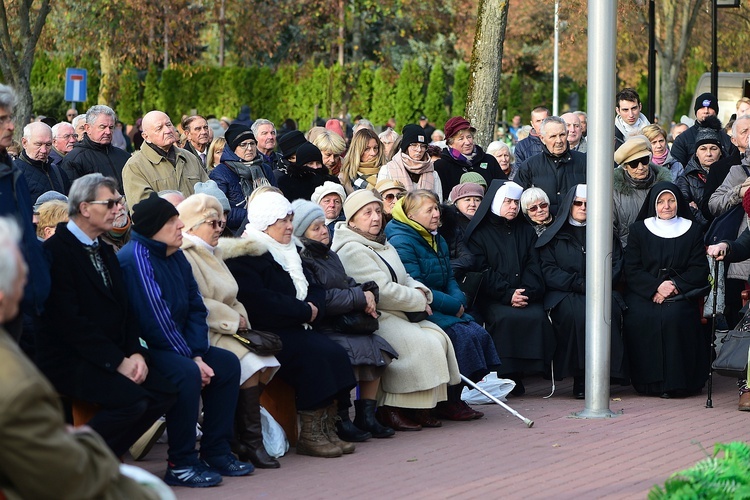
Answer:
[
  {"left": 561, "top": 112, "right": 586, "bottom": 153},
  {"left": 122, "top": 110, "right": 208, "bottom": 206},
  {"left": 16, "top": 122, "right": 71, "bottom": 207}
]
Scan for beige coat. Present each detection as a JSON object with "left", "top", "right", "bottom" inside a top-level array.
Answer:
[
  {"left": 331, "top": 222, "right": 461, "bottom": 394},
  {"left": 122, "top": 143, "right": 208, "bottom": 205},
  {"left": 0, "top": 329, "right": 158, "bottom": 500}
]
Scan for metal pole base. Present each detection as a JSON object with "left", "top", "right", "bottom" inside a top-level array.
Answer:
[{"left": 570, "top": 408, "right": 623, "bottom": 419}]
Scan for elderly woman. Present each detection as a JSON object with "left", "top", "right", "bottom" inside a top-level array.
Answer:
[
  {"left": 434, "top": 116, "right": 506, "bottom": 201},
  {"left": 613, "top": 136, "right": 671, "bottom": 248},
  {"left": 375, "top": 179, "right": 406, "bottom": 223},
  {"left": 465, "top": 180, "right": 555, "bottom": 395},
  {"left": 641, "top": 124, "right": 684, "bottom": 182},
  {"left": 209, "top": 123, "right": 275, "bottom": 234},
  {"left": 536, "top": 185, "right": 626, "bottom": 398},
  {"left": 332, "top": 190, "right": 461, "bottom": 431},
  {"left": 312, "top": 181, "right": 347, "bottom": 241},
  {"left": 377, "top": 125, "right": 443, "bottom": 201},
  {"left": 440, "top": 182, "right": 484, "bottom": 282},
  {"left": 379, "top": 127, "right": 400, "bottom": 161},
  {"left": 118, "top": 193, "right": 253, "bottom": 486},
  {"left": 486, "top": 140, "right": 518, "bottom": 180},
  {"left": 221, "top": 191, "right": 357, "bottom": 458},
  {"left": 623, "top": 182, "right": 709, "bottom": 398},
  {"left": 340, "top": 129, "right": 386, "bottom": 194},
  {"left": 386, "top": 190, "right": 500, "bottom": 419},
  {"left": 206, "top": 137, "right": 226, "bottom": 172},
  {"left": 520, "top": 187, "right": 554, "bottom": 236},
  {"left": 313, "top": 130, "right": 347, "bottom": 177},
  {"left": 293, "top": 199, "right": 398, "bottom": 439},
  {"left": 177, "top": 193, "right": 281, "bottom": 469}
]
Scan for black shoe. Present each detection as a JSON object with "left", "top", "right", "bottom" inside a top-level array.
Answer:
[
  {"left": 573, "top": 377, "right": 585, "bottom": 399},
  {"left": 336, "top": 409, "right": 372, "bottom": 442},
  {"left": 353, "top": 399, "right": 395, "bottom": 438},
  {"left": 510, "top": 379, "right": 525, "bottom": 397}
]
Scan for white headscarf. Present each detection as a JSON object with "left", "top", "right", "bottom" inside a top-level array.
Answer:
[{"left": 490, "top": 181, "right": 523, "bottom": 216}]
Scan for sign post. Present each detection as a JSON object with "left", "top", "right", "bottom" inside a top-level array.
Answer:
[{"left": 64, "top": 68, "right": 88, "bottom": 107}]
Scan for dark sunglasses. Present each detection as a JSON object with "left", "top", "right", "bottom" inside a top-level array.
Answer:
[
  {"left": 88, "top": 196, "right": 125, "bottom": 209},
  {"left": 202, "top": 219, "right": 226, "bottom": 229},
  {"left": 572, "top": 200, "right": 587, "bottom": 207},
  {"left": 626, "top": 156, "right": 650, "bottom": 169},
  {"left": 527, "top": 202, "right": 549, "bottom": 213},
  {"left": 383, "top": 192, "right": 405, "bottom": 202}
]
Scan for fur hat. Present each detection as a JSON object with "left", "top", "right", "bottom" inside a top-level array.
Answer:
[
  {"left": 131, "top": 192, "right": 179, "bottom": 238},
  {"left": 614, "top": 135, "right": 652, "bottom": 166},
  {"left": 444, "top": 116, "right": 475, "bottom": 140},
  {"left": 225, "top": 123, "right": 255, "bottom": 151},
  {"left": 177, "top": 193, "right": 224, "bottom": 231},
  {"left": 450, "top": 182, "right": 485, "bottom": 203},
  {"left": 246, "top": 191, "right": 292, "bottom": 232},
  {"left": 193, "top": 179, "right": 230, "bottom": 212},
  {"left": 312, "top": 181, "right": 346, "bottom": 206},
  {"left": 694, "top": 92, "right": 719, "bottom": 114},
  {"left": 278, "top": 130, "right": 306, "bottom": 159},
  {"left": 400, "top": 124, "right": 428, "bottom": 154},
  {"left": 694, "top": 115, "right": 723, "bottom": 150},
  {"left": 343, "top": 189, "right": 383, "bottom": 222},
  {"left": 291, "top": 199, "right": 325, "bottom": 238}
]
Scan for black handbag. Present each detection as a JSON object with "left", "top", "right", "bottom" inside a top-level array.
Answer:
[
  {"left": 457, "top": 271, "right": 484, "bottom": 309},
  {"left": 333, "top": 311, "right": 380, "bottom": 335},
  {"left": 371, "top": 249, "right": 430, "bottom": 322},
  {"left": 712, "top": 330, "right": 750, "bottom": 378},
  {"left": 233, "top": 328, "right": 283, "bottom": 356}
]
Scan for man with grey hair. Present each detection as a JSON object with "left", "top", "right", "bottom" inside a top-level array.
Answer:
[
  {"left": 16, "top": 122, "right": 70, "bottom": 206},
  {"left": 71, "top": 113, "right": 86, "bottom": 140},
  {"left": 574, "top": 111, "right": 588, "bottom": 137},
  {"left": 251, "top": 118, "right": 280, "bottom": 169},
  {"left": 36, "top": 173, "right": 176, "bottom": 461},
  {"left": 181, "top": 115, "right": 211, "bottom": 169},
  {"left": 561, "top": 112, "right": 587, "bottom": 153},
  {"left": 61, "top": 105, "right": 131, "bottom": 190},
  {"left": 516, "top": 115, "right": 587, "bottom": 215},
  {"left": 49, "top": 121, "right": 77, "bottom": 167}
]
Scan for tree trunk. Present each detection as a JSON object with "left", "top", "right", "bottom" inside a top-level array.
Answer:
[
  {"left": 218, "top": 0, "right": 226, "bottom": 67},
  {"left": 465, "top": 0, "right": 510, "bottom": 148},
  {"left": 98, "top": 43, "right": 117, "bottom": 106}
]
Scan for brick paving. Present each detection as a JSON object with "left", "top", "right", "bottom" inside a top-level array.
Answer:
[{"left": 129, "top": 374, "right": 749, "bottom": 499}]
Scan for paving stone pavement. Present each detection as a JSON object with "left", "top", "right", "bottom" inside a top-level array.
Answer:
[{"left": 128, "top": 374, "right": 748, "bottom": 499}]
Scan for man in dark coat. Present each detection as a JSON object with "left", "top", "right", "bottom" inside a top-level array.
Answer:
[
  {"left": 514, "top": 106, "right": 549, "bottom": 164},
  {"left": 516, "top": 116, "right": 587, "bottom": 215},
  {"left": 37, "top": 173, "right": 176, "bottom": 459},
  {"left": 49, "top": 121, "right": 77, "bottom": 168},
  {"left": 182, "top": 115, "right": 211, "bottom": 170},
  {"left": 16, "top": 122, "right": 70, "bottom": 208},
  {"left": 671, "top": 93, "right": 736, "bottom": 166},
  {"left": 61, "top": 105, "right": 131, "bottom": 190}
]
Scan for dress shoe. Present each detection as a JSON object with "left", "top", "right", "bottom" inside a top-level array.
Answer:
[
  {"left": 375, "top": 406, "right": 422, "bottom": 431},
  {"left": 739, "top": 386, "right": 750, "bottom": 411},
  {"left": 573, "top": 377, "right": 585, "bottom": 400},
  {"left": 461, "top": 401, "right": 484, "bottom": 420},
  {"left": 409, "top": 409, "right": 442, "bottom": 428},
  {"left": 434, "top": 401, "right": 475, "bottom": 421}
]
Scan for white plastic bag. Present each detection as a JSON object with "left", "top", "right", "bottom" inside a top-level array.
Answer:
[
  {"left": 260, "top": 406, "right": 289, "bottom": 458},
  {"left": 461, "top": 372, "right": 515, "bottom": 404}
]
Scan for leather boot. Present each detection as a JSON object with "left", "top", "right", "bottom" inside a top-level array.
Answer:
[
  {"left": 353, "top": 399, "right": 395, "bottom": 438},
  {"left": 323, "top": 404, "right": 355, "bottom": 454},
  {"left": 335, "top": 404, "right": 372, "bottom": 442},
  {"left": 375, "top": 405, "right": 422, "bottom": 431},
  {"left": 739, "top": 385, "right": 750, "bottom": 411},
  {"left": 231, "top": 386, "right": 280, "bottom": 469},
  {"left": 296, "top": 409, "right": 343, "bottom": 458}
]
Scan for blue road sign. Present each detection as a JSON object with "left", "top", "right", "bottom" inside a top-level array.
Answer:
[{"left": 65, "top": 68, "right": 88, "bottom": 103}]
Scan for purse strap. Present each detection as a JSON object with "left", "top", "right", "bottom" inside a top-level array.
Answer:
[{"left": 368, "top": 246, "right": 398, "bottom": 284}]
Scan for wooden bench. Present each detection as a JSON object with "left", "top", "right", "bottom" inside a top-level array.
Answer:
[{"left": 260, "top": 378, "right": 298, "bottom": 446}]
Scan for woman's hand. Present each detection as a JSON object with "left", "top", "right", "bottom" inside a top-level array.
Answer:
[
  {"left": 193, "top": 357, "right": 215, "bottom": 388},
  {"left": 456, "top": 305, "right": 465, "bottom": 318},
  {"left": 707, "top": 242, "right": 729, "bottom": 261},
  {"left": 238, "top": 316, "right": 248, "bottom": 329},
  {"left": 511, "top": 288, "right": 528, "bottom": 308},
  {"left": 657, "top": 280, "right": 677, "bottom": 298},
  {"left": 307, "top": 302, "right": 319, "bottom": 322},
  {"left": 363, "top": 290, "right": 378, "bottom": 318}
]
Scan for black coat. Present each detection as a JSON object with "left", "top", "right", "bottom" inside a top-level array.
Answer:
[
  {"left": 700, "top": 148, "right": 743, "bottom": 222},
  {"left": 433, "top": 145, "right": 506, "bottom": 201},
  {"left": 671, "top": 122, "right": 736, "bottom": 167},
  {"left": 516, "top": 146, "right": 587, "bottom": 215},
  {"left": 277, "top": 164, "right": 340, "bottom": 202},
  {"left": 438, "top": 204, "right": 475, "bottom": 279},
  {"left": 15, "top": 152, "right": 70, "bottom": 208},
  {"left": 676, "top": 155, "right": 711, "bottom": 229},
  {"left": 60, "top": 133, "right": 131, "bottom": 190}
]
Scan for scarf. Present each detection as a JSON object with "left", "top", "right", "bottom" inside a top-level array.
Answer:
[
  {"left": 391, "top": 200, "right": 438, "bottom": 252},
  {"left": 614, "top": 114, "right": 651, "bottom": 139},
  {"left": 354, "top": 158, "right": 381, "bottom": 189},
  {"left": 624, "top": 166, "right": 656, "bottom": 190},
  {"left": 226, "top": 159, "right": 271, "bottom": 199},
  {"left": 243, "top": 225, "right": 309, "bottom": 301},
  {"left": 347, "top": 224, "right": 387, "bottom": 245},
  {"left": 651, "top": 149, "right": 669, "bottom": 166},
  {"left": 449, "top": 146, "right": 478, "bottom": 167},
  {"left": 108, "top": 215, "right": 131, "bottom": 238},
  {"left": 384, "top": 152, "right": 435, "bottom": 193}
]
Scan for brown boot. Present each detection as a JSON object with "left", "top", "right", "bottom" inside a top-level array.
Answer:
[
  {"left": 232, "top": 386, "right": 280, "bottom": 468},
  {"left": 296, "top": 409, "right": 343, "bottom": 458},
  {"left": 739, "top": 386, "right": 750, "bottom": 411},
  {"left": 323, "top": 404, "right": 355, "bottom": 454}
]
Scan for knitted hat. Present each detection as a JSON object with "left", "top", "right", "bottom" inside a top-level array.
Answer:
[
  {"left": 278, "top": 130, "right": 306, "bottom": 159},
  {"left": 246, "top": 191, "right": 292, "bottom": 232},
  {"left": 291, "top": 199, "right": 325, "bottom": 238},
  {"left": 131, "top": 192, "right": 180, "bottom": 238},
  {"left": 193, "top": 179, "right": 230, "bottom": 212},
  {"left": 177, "top": 193, "right": 224, "bottom": 231},
  {"left": 295, "top": 142, "right": 323, "bottom": 167},
  {"left": 225, "top": 123, "right": 255, "bottom": 151},
  {"left": 400, "top": 124, "right": 428, "bottom": 154},
  {"left": 374, "top": 179, "right": 406, "bottom": 196},
  {"left": 325, "top": 119, "right": 345, "bottom": 140},
  {"left": 343, "top": 189, "right": 383, "bottom": 222},
  {"left": 459, "top": 172, "right": 487, "bottom": 188},
  {"left": 694, "top": 115, "right": 723, "bottom": 150},
  {"left": 614, "top": 135, "right": 652, "bottom": 165},
  {"left": 450, "top": 182, "right": 484, "bottom": 203},
  {"left": 694, "top": 92, "right": 719, "bottom": 114},
  {"left": 444, "top": 116, "right": 475, "bottom": 140},
  {"left": 33, "top": 190, "right": 68, "bottom": 212},
  {"left": 311, "top": 180, "right": 346, "bottom": 206}
]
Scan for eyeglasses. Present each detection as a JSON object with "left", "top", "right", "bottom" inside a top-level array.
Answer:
[
  {"left": 527, "top": 202, "right": 549, "bottom": 213},
  {"left": 409, "top": 143, "right": 427, "bottom": 150},
  {"left": 0, "top": 113, "right": 14, "bottom": 125},
  {"left": 88, "top": 196, "right": 126, "bottom": 209},
  {"left": 383, "top": 192, "right": 405, "bottom": 202},
  {"left": 201, "top": 219, "right": 226, "bottom": 229},
  {"left": 572, "top": 200, "right": 587, "bottom": 207},
  {"left": 626, "top": 156, "right": 650, "bottom": 169},
  {"left": 238, "top": 141, "right": 257, "bottom": 149}
]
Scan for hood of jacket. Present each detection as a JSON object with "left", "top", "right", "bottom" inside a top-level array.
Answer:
[{"left": 216, "top": 234, "right": 269, "bottom": 260}]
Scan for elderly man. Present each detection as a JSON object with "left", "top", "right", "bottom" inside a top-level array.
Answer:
[
  {"left": 71, "top": 113, "right": 86, "bottom": 140},
  {"left": 182, "top": 115, "right": 211, "bottom": 169},
  {"left": 16, "top": 122, "right": 70, "bottom": 207},
  {"left": 122, "top": 110, "right": 208, "bottom": 205},
  {"left": 671, "top": 93, "right": 737, "bottom": 166},
  {"left": 49, "top": 122, "right": 77, "bottom": 167},
  {"left": 252, "top": 118, "right": 281, "bottom": 169},
  {"left": 516, "top": 116, "right": 587, "bottom": 215},
  {"left": 515, "top": 106, "right": 550, "bottom": 165},
  {"left": 615, "top": 88, "right": 650, "bottom": 148},
  {"left": 36, "top": 173, "right": 176, "bottom": 461},
  {"left": 561, "top": 112, "right": 586, "bottom": 153},
  {"left": 574, "top": 111, "right": 588, "bottom": 137},
  {"left": 61, "top": 106, "right": 130, "bottom": 189}
]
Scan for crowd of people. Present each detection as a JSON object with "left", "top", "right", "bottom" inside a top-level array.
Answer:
[{"left": 3, "top": 79, "right": 750, "bottom": 496}]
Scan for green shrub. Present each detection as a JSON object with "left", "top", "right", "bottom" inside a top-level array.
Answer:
[
  {"left": 116, "top": 63, "right": 142, "bottom": 124},
  {"left": 370, "top": 66, "right": 397, "bottom": 127},
  {"left": 142, "top": 65, "right": 160, "bottom": 115},
  {"left": 349, "top": 66, "right": 374, "bottom": 119},
  {"left": 395, "top": 59, "right": 425, "bottom": 127},
  {"left": 424, "top": 61, "right": 448, "bottom": 129},
  {"left": 451, "top": 62, "right": 469, "bottom": 117},
  {"left": 31, "top": 86, "right": 67, "bottom": 121}
]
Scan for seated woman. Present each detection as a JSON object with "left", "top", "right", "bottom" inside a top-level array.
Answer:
[
  {"left": 220, "top": 191, "right": 357, "bottom": 458},
  {"left": 623, "top": 182, "right": 709, "bottom": 398},
  {"left": 118, "top": 193, "right": 252, "bottom": 487},
  {"left": 339, "top": 129, "right": 387, "bottom": 194},
  {"left": 520, "top": 187, "right": 554, "bottom": 236},
  {"left": 377, "top": 125, "right": 443, "bottom": 201},
  {"left": 375, "top": 179, "right": 406, "bottom": 224},
  {"left": 535, "top": 185, "right": 626, "bottom": 398},
  {"left": 277, "top": 142, "right": 339, "bottom": 201},
  {"left": 465, "top": 180, "right": 555, "bottom": 396},
  {"left": 332, "top": 190, "right": 461, "bottom": 431},
  {"left": 177, "top": 193, "right": 281, "bottom": 469},
  {"left": 386, "top": 190, "right": 500, "bottom": 419},
  {"left": 312, "top": 181, "right": 347, "bottom": 241},
  {"left": 292, "top": 199, "right": 398, "bottom": 439},
  {"left": 440, "top": 182, "right": 484, "bottom": 280}
]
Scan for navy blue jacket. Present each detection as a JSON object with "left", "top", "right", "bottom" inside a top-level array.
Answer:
[{"left": 15, "top": 152, "right": 70, "bottom": 208}]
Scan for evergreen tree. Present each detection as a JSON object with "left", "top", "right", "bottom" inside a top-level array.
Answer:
[
  {"left": 424, "top": 61, "right": 448, "bottom": 130},
  {"left": 142, "top": 65, "right": 160, "bottom": 114},
  {"left": 116, "top": 62, "right": 142, "bottom": 124},
  {"left": 394, "top": 60, "right": 424, "bottom": 127},
  {"left": 451, "top": 62, "right": 469, "bottom": 117},
  {"left": 370, "top": 67, "right": 397, "bottom": 127},
  {"left": 349, "top": 66, "right": 374, "bottom": 119}
]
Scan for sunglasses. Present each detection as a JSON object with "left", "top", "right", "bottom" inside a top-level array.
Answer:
[
  {"left": 527, "top": 202, "right": 549, "bottom": 213},
  {"left": 383, "top": 192, "right": 405, "bottom": 202},
  {"left": 202, "top": 219, "right": 226, "bottom": 229},
  {"left": 88, "top": 196, "right": 125, "bottom": 209},
  {"left": 626, "top": 156, "right": 650, "bottom": 169},
  {"left": 572, "top": 200, "right": 587, "bottom": 207}
]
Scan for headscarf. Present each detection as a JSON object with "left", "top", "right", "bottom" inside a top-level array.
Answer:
[
  {"left": 536, "top": 184, "right": 586, "bottom": 248},
  {"left": 465, "top": 179, "right": 520, "bottom": 241}
]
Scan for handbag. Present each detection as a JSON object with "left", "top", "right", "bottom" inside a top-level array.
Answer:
[
  {"left": 233, "top": 328, "right": 283, "bottom": 356},
  {"left": 370, "top": 248, "right": 430, "bottom": 322},
  {"left": 712, "top": 330, "right": 750, "bottom": 378},
  {"left": 457, "top": 271, "right": 484, "bottom": 309},
  {"left": 332, "top": 311, "right": 380, "bottom": 335}
]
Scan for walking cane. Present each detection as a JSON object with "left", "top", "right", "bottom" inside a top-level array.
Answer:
[
  {"left": 706, "top": 258, "right": 720, "bottom": 409},
  {"left": 460, "top": 374, "right": 534, "bottom": 427}
]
